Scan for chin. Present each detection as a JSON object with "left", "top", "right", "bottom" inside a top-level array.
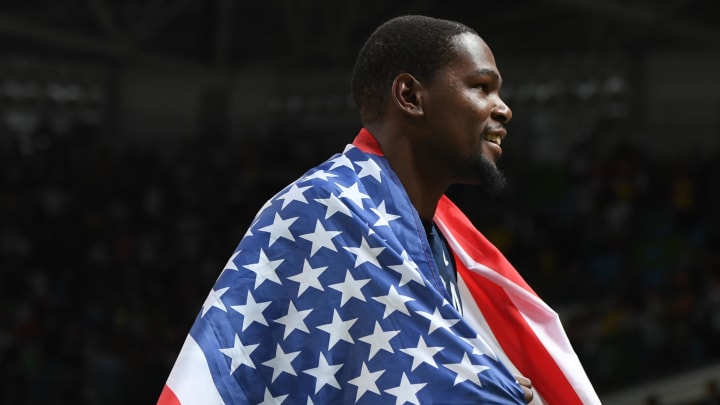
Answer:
[
  {"left": 480, "top": 178, "right": 506, "bottom": 196},
  {"left": 472, "top": 156, "right": 506, "bottom": 196}
]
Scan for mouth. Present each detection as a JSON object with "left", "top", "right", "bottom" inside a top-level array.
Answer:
[{"left": 483, "top": 133, "right": 503, "bottom": 146}]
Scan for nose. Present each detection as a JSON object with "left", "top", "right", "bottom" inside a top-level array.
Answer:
[{"left": 492, "top": 97, "right": 512, "bottom": 123}]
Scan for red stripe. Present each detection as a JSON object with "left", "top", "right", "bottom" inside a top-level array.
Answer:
[
  {"left": 352, "top": 128, "right": 383, "bottom": 155},
  {"left": 157, "top": 384, "right": 182, "bottom": 405},
  {"left": 437, "top": 197, "right": 583, "bottom": 404},
  {"left": 460, "top": 267, "right": 583, "bottom": 404},
  {"left": 436, "top": 197, "right": 534, "bottom": 293},
  {"left": 354, "top": 129, "right": 591, "bottom": 403}
]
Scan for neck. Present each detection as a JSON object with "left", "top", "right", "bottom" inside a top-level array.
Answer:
[{"left": 368, "top": 123, "right": 449, "bottom": 224}]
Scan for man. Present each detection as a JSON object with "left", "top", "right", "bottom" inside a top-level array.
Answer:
[{"left": 158, "top": 15, "right": 600, "bottom": 404}]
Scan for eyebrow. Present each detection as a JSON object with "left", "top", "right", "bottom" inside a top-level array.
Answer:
[
  {"left": 470, "top": 68, "right": 502, "bottom": 88},
  {"left": 472, "top": 68, "right": 500, "bottom": 81}
]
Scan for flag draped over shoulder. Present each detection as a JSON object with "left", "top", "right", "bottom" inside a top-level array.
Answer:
[
  {"left": 435, "top": 200, "right": 601, "bottom": 405},
  {"left": 158, "top": 128, "right": 599, "bottom": 405}
]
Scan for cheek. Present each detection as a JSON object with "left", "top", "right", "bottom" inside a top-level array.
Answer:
[{"left": 456, "top": 97, "right": 491, "bottom": 127}]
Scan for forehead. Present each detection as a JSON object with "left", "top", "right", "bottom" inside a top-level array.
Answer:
[{"left": 443, "top": 32, "right": 500, "bottom": 79}]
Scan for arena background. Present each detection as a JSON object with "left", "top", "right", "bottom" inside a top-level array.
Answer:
[{"left": 0, "top": 1, "right": 718, "bottom": 404}]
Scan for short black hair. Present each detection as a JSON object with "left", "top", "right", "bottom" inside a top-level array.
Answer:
[{"left": 351, "top": 15, "right": 477, "bottom": 124}]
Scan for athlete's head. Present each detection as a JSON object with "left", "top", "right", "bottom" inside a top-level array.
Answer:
[{"left": 351, "top": 15, "right": 477, "bottom": 124}]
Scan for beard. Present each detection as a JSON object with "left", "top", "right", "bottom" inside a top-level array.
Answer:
[{"left": 462, "top": 153, "right": 506, "bottom": 196}]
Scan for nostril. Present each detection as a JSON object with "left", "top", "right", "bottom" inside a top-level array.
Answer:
[
  {"left": 494, "top": 105, "right": 512, "bottom": 123},
  {"left": 493, "top": 112, "right": 508, "bottom": 123}
]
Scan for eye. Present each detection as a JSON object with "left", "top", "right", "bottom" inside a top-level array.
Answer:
[{"left": 474, "top": 83, "right": 489, "bottom": 94}]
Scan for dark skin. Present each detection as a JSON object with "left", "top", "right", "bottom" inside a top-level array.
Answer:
[
  {"left": 364, "top": 32, "right": 535, "bottom": 403},
  {"left": 366, "top": 32, "right": 512, "bottom": 223}
]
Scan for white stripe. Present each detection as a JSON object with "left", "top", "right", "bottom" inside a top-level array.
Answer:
[
  {"left": 435, "top": 217, "right": 601, "bottom": 405},
  {"left": 456, "top": 277, "right": 546, "bottom": 405},
  {"left": 166, "top": 334, "right": 225, "bottom": 405}
]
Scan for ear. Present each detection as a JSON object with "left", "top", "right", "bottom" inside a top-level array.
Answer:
[{"left": 391, "top": 73, "right": 424, "bottom": 118}]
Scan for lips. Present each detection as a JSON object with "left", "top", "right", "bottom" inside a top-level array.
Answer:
[{"left": 483, "top": 133, "right": 503, "bottom": 146}]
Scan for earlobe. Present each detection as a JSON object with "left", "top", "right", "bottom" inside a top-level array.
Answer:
[{"left": 391, "top": 73, "right": 424, "bottom": 118}]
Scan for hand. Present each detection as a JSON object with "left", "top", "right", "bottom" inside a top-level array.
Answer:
[{"left": 515, "top": 375, "right": 534, "bottom": 403}]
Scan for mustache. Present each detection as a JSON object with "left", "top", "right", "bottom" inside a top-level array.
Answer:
[{"left": 484, "top": 124, "right": 506, "bottom": 134}]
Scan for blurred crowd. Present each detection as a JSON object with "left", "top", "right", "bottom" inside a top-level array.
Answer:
[
  {"left": 1, "top": 110, "right": 719, "bottom": 404},
  {"left": 450, "top": 127, "right": 720, "bottom": 392}
]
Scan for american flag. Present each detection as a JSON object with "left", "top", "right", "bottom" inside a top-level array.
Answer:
[{"left": 158, "top": 129, "right": 600, "bottom": 405}]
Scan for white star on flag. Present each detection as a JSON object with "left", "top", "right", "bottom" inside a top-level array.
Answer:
[
  {"left": 358, "top": 321, "right": 400, "bottom": 360},
  {"left": 302, "top": 170, "right": 338, "bottom": 182},
  {"left": 328, "top": 270, "right": 371, "bottom": 307},
  {"left": 276, "top": 184, "right": 311, "bottom": 210},
  {"left": 328, "top": 153, "right": 355, "bottom": 171},
  {"left": 337, "top": 182, "right": 371, "bottom": 208},
  {"left": 302, "top": 352, "right": 343, "bottom": 394},
  {"left": 371, "top": 200, "right": 401, "bottom": 227},
  {"left": 158, "top": 137, "right": 584, "bottom": 405},
  {"left": 299, "top": 220, "right": 341, "bottom": 257},
  {"left": 219, "top": 334, "right": 259, "bottom": 373},
  {"left": 314, "top": 193, "right": 352, "bottom": 219},
  {"left": 230, "top": 291, "right": 271, "bottom": 331},
  {"left": 201, "top": 287, "right": 229, "bottom": 317},
  {"left": 257, "top": 213, "right": 298, "bottom": 247},
  {"left": 243, "top": 249, "right": 284, "bottom": 289},
  {"left": 287, "top": 259, "right": 327, "bottom": 296},
  {"left": 384, "top": 373, "right": 426, "bottom": 405},
  {"left": 387, "top": 250, "right": 425, "bottom": 287},
  {"left": 442, "top": 352, "right": 490, "bottom": 386},
  {"left": 259, "top": 388, "right": 288, "bottom": 405},
  {"left": 355, "top": 158, "right": 383, "bottom": 182},
  {"left": 316, "top": 309, "right": 357, "bottom": 350},
  {"left": 262, "top": 344, "right": 301, "bottom": 382},
  {"left": 347, "top": 362, "right": 385, "bottom": 402},
  {"left": 274, "top": 301, "right": 313, "bottom": 339},
  {"left": 218, "top": 251, "right": 239, "bottom": 279},
  {"left": 372, "top": 284, "right": 414, "bottom": 319},
  {"left": 400, "top": 336, "right": 444, "bottom": 371},
  {"left": 415, "top": 307, "right": 460, "bottom": 334},
  {"left": 343, "top": 236, "right": 385, "bottom": 268},
  {"left": 223, "top": 251, "right": 240, "bottom": 271}
]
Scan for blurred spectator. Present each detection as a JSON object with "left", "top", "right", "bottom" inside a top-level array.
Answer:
[
  {"left": 2, "top": 82, "right": 719, "bottom": 405},
  {"left": 699, "top": 379, "right": 720, "bottom": 405}
]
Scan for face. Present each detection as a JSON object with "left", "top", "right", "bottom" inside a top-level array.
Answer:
[{"left": 420, "top": 32, "right": 512, "bottom": 194}]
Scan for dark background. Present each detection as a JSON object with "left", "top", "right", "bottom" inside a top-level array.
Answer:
[{"left": 1, "top": 1, "right": 719, "bottom": 404}]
